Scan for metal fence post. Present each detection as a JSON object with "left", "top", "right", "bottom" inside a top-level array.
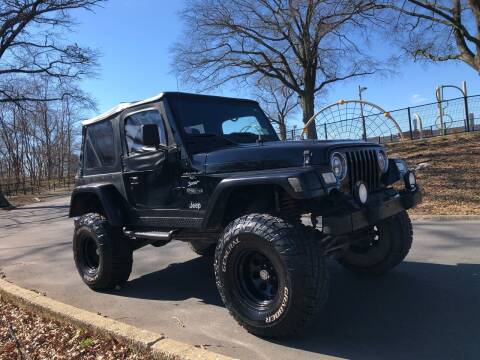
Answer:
[
  {"left": 407, "top": 107, "right": 414, "bottom": 140},
  {"left": 464, "top": 96, "right": 470, "bottom": 132},
  {"left": 362, "top": 117, "right": 367, "bottom": 141}
]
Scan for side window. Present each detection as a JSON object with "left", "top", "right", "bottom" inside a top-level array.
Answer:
[
  {"left": 125, "top": 110, "right": 167, "bottom": 154},
  {"left": 84, "top": 120, "right": 116, "bottom": 169}
]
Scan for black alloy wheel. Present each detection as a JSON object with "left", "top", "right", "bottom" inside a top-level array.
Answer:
[
  {"left": 82, "top": 234, "right": 100, "bottom": 272},
  {"left": 235, "top": 250, "right": 279, "bottom": 308}
]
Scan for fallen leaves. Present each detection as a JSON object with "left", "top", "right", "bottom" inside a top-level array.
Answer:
[
  {"left": 0, "top": 299, "right": 155, "bottom": 360},
  {"left": 387, "top": 131, "right": 480, "bottom": 215}
]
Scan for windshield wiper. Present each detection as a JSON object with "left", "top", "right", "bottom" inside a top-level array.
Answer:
[
  {"left": 229, "top": 132, "right": 258, "bottom": 137},
  {"left": 186, "top": 132, "right": 237, "bottom": 145}
]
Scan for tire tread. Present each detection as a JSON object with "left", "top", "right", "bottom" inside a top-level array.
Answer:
[
  {"left": 214, "top": 213, "right": 329, "bottom": 338},
  {"left": 73, "top": 213, "right": 132, "bottom": 290}
]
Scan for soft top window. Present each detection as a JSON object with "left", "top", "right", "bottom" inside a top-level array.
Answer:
[
  {"left": 125, "top": 110, "right": 167, "bottom": 154},
  {"left": 84, "top": 120, "right": 115, "bottom": 169}
]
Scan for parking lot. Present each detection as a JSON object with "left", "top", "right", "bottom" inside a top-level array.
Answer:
[{"left": 1, "top": 197, "right": 479, "bottom": 360}]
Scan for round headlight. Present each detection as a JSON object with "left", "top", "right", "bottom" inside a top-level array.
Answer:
[
  {"left": 377, "top": 149, "right": 388, "bottom": 173},
  {"left": 330, "top": 152, "right": 347, "bottom": 180}
]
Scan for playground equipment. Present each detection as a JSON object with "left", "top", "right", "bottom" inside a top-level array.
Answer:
[
  {"left": 413, "top": 81, "right": 470, "bottom": 138},
  {"left": 301, "top": 99, "right": 404, "bottom": 141},
  {"left": 435, "top": 82, "right": 468, "bottom": 134},
  {"left": 412, "top": 113, "right": 424, "bottom": 139}
]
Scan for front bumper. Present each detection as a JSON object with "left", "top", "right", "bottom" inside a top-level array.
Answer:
[{"left": 322, "top": 188, "right": 422, "bottom": 236}]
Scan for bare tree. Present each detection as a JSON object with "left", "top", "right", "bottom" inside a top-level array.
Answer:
[
  {"left": 0, "top": 0, "right": 102, "bottom": 206},
  {"left": 255, "top": 78, "right": 298, "bottom": 140},
  {"left": 173, "top": 0, "right": 382, "bottom": 139},
  {"left": 0, "top": 78, "right": 88, "bottom": 204},
  {"left": 385, "top": 0, "right": 480, "bottom": 72},
  {"left": 0, "top": 0, "right": 102, "bottom": 102}
]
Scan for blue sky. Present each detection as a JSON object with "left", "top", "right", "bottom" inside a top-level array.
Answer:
[{"left": 71, "top": 0, "right": 480, "bottom": 127}]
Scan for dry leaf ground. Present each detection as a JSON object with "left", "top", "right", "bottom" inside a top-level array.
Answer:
[
  {"left": 386, "top": 131, "right": 480, "bottom": 215},
  {"left": 5, "top": 187, "right": 72, "bottom": 208},
  {"left": 0, "top": 297, "right": 154, "bottom": 360}
]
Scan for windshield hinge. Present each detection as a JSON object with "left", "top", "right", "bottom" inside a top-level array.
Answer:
[{"left": 303, "top": 150, "right": 312, "bottom": 166}]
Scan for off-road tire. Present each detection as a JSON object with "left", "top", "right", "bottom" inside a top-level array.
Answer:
[
  {"left": 73, "top": 213, "right": 133, "bottom": 290},
  {"left": 338, "top": 210, "right": 413, "bottom": 275},
  {"left": 188, "top": 239, "right": 216, "bottom": 257},
  {"left": 214, "top": 213, "right": 329, "bottom": 338}
]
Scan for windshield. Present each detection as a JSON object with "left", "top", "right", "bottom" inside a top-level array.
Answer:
[{"left": 168, "top": 94, "right": 279, "bottom": 153}]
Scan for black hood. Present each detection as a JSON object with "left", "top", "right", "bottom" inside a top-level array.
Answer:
[{"left": 196, "top": 140, "right": 380, "bottom": 174}]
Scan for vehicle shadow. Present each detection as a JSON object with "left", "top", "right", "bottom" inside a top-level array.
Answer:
[
  {"left": 118, "top": 258, "right": 480, "bottom": 359},
  {"left": 278, "top": 261, "right": 480, "bottom": 360},
  {"left": 116, "top": 255, "right": 223, "bottom": 306}
]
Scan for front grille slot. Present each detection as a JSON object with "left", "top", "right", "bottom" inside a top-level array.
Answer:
[{"left": 345, "top": 149, "right": 380, "bottom": 193}]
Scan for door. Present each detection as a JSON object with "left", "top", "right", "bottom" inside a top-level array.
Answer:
[{"left": 121, "top": 107, "right": 182, "bottom": 209}]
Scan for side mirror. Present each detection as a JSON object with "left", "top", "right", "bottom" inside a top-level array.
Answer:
[{"left": 142, "top": 124, "right": 160, "bottom": 149}]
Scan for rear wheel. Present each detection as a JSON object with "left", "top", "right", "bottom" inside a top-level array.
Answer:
[
  {"left": 214, "top": 214, "right": 329, "bottom": 338},
  {"left": 337, "top": 211, "right": 413, "bottom": 275},
  {"left": 73, "top": 213, "right": 133, "bottom": 290}
]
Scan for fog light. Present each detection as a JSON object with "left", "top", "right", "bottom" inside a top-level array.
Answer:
[
  {"left": 404, "top": 171, "right": 416, "bottom": 190},
  {"left": 354, "top": 181, "right": 368, "bottom": 205}
]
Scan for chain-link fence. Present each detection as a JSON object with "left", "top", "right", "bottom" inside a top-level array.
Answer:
[{"left": 285, "top": 95, "right": 480, "bottom": 142}]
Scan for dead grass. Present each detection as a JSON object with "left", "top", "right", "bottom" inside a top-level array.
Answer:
[{"left": 386, "top": 131, "right": 480, "bottom": 215}]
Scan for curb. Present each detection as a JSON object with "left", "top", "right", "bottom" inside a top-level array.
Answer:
[
  {"left": 0, "top": 279, "right": 235, "bottom": 360},
  {"left": 410, "top": 215, "right": 480, "bottom": 221}
]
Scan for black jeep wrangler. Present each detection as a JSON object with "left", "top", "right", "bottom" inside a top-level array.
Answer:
[{"left": 70, "top": 92, "right": 421, "bottom": 338}]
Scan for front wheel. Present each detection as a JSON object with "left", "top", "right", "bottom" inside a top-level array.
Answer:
[
  {"left": 73, "top": 213, "right": 133, "bottom": 290},
  {"left": 337, "top": 210, "right": 413, "bottom": 275},
  {"left": 214, "top": 214, "right": 329, "bottom": 338}
]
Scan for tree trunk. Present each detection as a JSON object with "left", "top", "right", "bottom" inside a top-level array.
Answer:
[
  {"left": 300, "top": 89, "right": 317, "bottom": 139},
  {"left": 0, "top": 190, "right": 11, "bottom": 208},
  {"left": 278, "top": 118, "right": 287, "bottom": 140}
]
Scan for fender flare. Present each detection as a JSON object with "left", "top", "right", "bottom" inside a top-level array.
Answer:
[
  {"left": 202, "top": 167, "right": 325, "bottom": 229},
  {"left": 69, "top": 184, "right": 126, "bottom": 227}
]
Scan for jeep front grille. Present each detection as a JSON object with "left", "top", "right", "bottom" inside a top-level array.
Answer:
[{"left": 344, "top": 149, "right": 380, "bottom": 193}]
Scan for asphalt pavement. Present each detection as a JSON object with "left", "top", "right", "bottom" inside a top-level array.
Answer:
[{"left": 1, "top": 197, "right": 479, "bottom": 360}]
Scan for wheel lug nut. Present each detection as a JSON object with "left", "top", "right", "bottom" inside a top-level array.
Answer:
[{"left": 259, "top": 269, "right": 270, "bottom": 281}]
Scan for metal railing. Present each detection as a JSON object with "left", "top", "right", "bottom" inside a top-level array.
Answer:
[{"left": 285, "top": 95, "right": 480, "bottom": 142}]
